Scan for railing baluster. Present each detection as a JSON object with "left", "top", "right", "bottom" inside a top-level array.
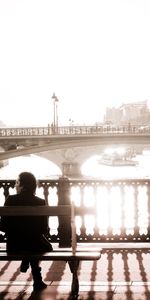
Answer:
[
  {"left": 93, "top": 184, "right": 99, "bottom": 240},
  {"left": 120, "top": 184, "right": 126, "bottom": 239},
  {"left": 134, "top": 182, "right": 140, "bottom": 238},
  {"left": 57, "top": 177, "right": 71, "bottom": 247},
  {"left": 79, "top": 183, "right": 87, "bottom": 241},
  {"left": 147, "top": 182, "right": 150, "bottom": 239},
  {"left": 107, "top": 183, "right": 113, "bottom": 238}
]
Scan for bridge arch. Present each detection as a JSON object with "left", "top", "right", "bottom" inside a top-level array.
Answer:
[{"left": 0, "top": 155, "right": 62, "bottom": 179}]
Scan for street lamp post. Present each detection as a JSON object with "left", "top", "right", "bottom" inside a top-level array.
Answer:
[{"left": 51, "top": 93, "right": 59, "bottom": 132}]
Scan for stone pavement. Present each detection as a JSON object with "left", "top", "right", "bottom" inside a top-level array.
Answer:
[{"left": 0, "top": 243, "right": 150, "bottom": 300}]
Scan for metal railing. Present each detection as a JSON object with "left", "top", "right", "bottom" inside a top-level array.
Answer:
[
  {"left": 0, "top": 177, "right": 150, "bottom": 244},
  {"left": 0, "top": 124, "right": 150, "bottom": 137}
]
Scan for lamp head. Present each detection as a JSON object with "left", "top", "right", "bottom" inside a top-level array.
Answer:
[{"left": 52, "top": 93, "right": 59, "bottom": 102}]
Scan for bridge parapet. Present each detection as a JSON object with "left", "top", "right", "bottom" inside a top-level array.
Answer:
[{"left": 1, "top": 124, "right": 150, "bottom": 137}]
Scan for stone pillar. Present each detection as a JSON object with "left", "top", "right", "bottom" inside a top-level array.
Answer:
[
  {"left": 62, "top": 162, "right": 81, "bottom": 178},
  {"left": 57, "top": 176, "right": 71, "bottom": 247}
]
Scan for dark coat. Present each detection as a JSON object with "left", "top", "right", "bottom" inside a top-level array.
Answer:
[{"left": 0, "top": 191, "right": 50, "bottom": 252}]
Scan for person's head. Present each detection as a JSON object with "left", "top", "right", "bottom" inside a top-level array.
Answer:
[{"left": 15, "top": 172, "right": 37, "bottom": 194}]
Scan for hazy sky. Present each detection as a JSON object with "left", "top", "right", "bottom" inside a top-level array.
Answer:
[{"left": 0, "top": 0, "right": 150, "bottom": 127}]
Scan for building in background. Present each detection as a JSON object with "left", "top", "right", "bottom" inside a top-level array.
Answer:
[{"left": 104, "top": 100, "right": 150, "bottom": 125}]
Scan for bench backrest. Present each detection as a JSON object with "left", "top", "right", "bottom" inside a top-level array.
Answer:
[{"left": 0, "top": 205, "right": 77, "bottom": 254}]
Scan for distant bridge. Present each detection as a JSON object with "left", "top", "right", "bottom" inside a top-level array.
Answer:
[{"left": 0, "top": 125, "right": 149, "bottom": 176}]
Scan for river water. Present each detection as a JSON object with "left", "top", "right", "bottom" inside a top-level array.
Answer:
[
  {"left": 0, "top": 151, "right": 150, "bottom": 180},
  {"left": 82, "top": 150, "right": 150, "bottom": 180}
]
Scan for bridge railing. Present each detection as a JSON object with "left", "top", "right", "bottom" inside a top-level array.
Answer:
[
  {"left": 0, "top": 177, "right": 150, "bottom": 245},
  {"left": 0, "top": 124, "right": 150, "bottom": 137}
]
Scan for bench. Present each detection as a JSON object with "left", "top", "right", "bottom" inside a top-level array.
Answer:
[{"left": 0, "top": 205, "right": 101, "bottom": 299}]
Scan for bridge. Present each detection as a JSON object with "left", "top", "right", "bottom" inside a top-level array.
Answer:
[{"left": 0, "top": 125, "right": 150, "bottom": 176}]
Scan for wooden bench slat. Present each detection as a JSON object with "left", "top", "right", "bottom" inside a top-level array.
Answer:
[
  {"left": 0, "top": 206, "right": 95, "bottom": 216},
  {"left": 0, "top": 251, "right": 101, "bottom": 261},
  {"left": 0, "top": 206, "right": 71, "bottom": 216}
]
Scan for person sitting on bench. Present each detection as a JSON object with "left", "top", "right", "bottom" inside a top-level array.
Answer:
[{"left": 0, "top": 171, "right": 53, "bottom": 292}]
